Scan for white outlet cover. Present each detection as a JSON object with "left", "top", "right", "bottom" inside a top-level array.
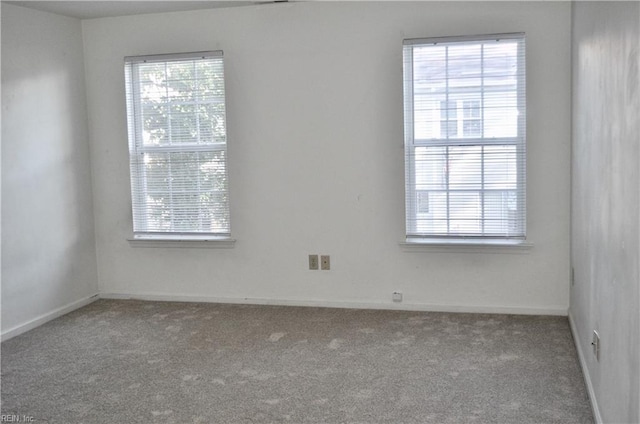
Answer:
[
  {"left": 392, "top": 292, "right": 403, "bottom": 302},
  {"left": 592, "top": 330, "right": 600, "bottom": 361}
]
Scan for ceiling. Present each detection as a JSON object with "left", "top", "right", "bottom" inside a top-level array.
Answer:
[{"left": 2, "top": 1, "right": 285, "bottom": 20}]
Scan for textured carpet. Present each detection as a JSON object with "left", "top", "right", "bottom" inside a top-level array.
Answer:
[{"left": 1, "top": 300, "right": 593, "bottom": 424}]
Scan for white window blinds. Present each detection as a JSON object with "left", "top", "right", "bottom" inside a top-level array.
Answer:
[
  {"left": 124, "top": 51, "right": 230, "bottom": 238},
  {"left": 403, "top": 34, "right": 526, "bottom": 240}
]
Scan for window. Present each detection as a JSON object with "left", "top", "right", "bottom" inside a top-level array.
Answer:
[
  {"left": 440, "top": 100, "right": 458, "bottom": 138},
  {"left": 403, "top": 33, "right": 526, "bottom": 241},
  {"left": 124, "top": 51, "right": 230, "bottom": 240},
  {"left": 462, "top": 100, "right": 481, "bottom": 137}
]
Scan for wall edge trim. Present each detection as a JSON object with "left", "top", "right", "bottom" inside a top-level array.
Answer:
[
  {"left": 100, "top": 292, "right": 568, "bottom": 316},
  {"left": 1, "top": 293, "right": 100, "bottom": 342},
  {"left": 568, "top": 310, "right": 603, "bottom": 424}
]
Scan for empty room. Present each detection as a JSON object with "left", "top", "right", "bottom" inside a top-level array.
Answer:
[{"left": 1, "top": 1, "right": 638, "bottom": 423}]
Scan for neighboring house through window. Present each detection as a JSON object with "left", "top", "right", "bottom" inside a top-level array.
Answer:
[
  {"left": 403, "top": 33, "right": 526, "bottom": 241},
  {"left": 124, "top": 51, "right": 230, "bottom": 240}
]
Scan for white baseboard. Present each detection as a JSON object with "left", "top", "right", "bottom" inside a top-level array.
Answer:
[
  {"left": 568, "top": 311, "right": 602, "bottom": 424},
  {"left": 0, "top": 292, "right": 565, "bottom": 343},
  {"left": 100, "top": 292, "right": 568, "bottom": 316},
  {"left": 1, "top": 293, "right": 100, "bottom": 342}
]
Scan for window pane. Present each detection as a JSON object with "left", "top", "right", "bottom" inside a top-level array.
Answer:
[
  {"left": 484, "top": 191, "right": 519, "bottom": 235},
  {"left": 416, "top": 191, "right": 430, "bottom": 213},
  {"left": 440, "top": 100, "right": 457, "bottom": 120},
  {"left": 484, "top": 145, "right": 517, "bottom": 189},
  {"left": 166, "top": 61, "right": 197, "bottom": 101},
  {"left": 198, "top": 103, "right": 227, "bottom": 144},
  {"left": 135, "top": 60, "right": 226, "bottom": 147},
  {"left": 169, "top": 104, "right": 197, "bottom": 144},
  {"left": 413, "top": 98, "right": 438, "bottom": 139},
  {"left": 138, "top": 63, "right": 167, "bottom": 103},
  {"left": 414, "top": 146, "right": 447, "bottom": 190},
  {"left": 196, "top": 61, "right": 225, "bottom": 100},
  {"left": 414, "top": 192, "right": 447, "bottom": 235},
  {"left": 463, "top": 100, "right": 480, "bottom": 119},
  {"left": 140, "top": 150, "right": 229, "bottom": 233},
  {"left": 483, "top": 91, "right": 518, "bottom": 138},
  {"left": 413, "top": 45, "right": 447, "bottom": 86},
  {"left": 448, "top": 44, "right": 482, "bottom": 87},
  {"left": 413, "top": 45, "right": 446, "bottom": 140},
  {"left": 440, "top": 120, "right": 458, "bottom": 138},
  {"left": 463, "top": 120, "right": 481, "bottom": 137},
  {"left": 483, "top": 42, "right": 519, "bottom": 79},
  {"left": 449, "top": 191, "right": 481, "bottom": 234},
  {"left": 142, "top": 102, "right": 168, "bottom": 146},
  {"left": 448, "top": 146, "right": 481, "bottom": 190}
]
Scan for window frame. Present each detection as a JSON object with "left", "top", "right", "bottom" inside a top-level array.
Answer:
[
  {"left": 124, "top": 51, "right": 234, "bottom": 246},
  {"left": 403, "top": 33, "right": 527, "bottom": 245}
]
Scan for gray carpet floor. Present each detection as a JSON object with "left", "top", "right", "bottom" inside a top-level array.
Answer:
[{"left": 1, "top": 299, "right": 593, "bottom": 424}]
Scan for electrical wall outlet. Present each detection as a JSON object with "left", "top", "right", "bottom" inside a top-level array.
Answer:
[
  {"left": 392, "top": 292, "right": 403, "bottom": 303},
  {"left": 309, "top": 254, "right": 319, "bottom": 270},
  {"left": 320, "top": 255, "right": 330, "bottom": 270},
  {"left": 592, "top": 330, "right": 600, "bottom": 361}
]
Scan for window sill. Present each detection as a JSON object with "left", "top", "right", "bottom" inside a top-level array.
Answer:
[
  {"left": 399, "top": 239, "right": 533, "bottom": 254},
  {"left": 127, "top": 236, "right": 236, "bottom": 249}
]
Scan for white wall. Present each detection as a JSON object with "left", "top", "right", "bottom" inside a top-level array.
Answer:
[
  {"left": 570, "top": 2, "right": 640, "bottom": 423},
  {"left": 83, "top": 1, "right": 571, "bottom": 314},
  {"left": 1, "top": 4, "right": 99, "bottom": 338}
]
